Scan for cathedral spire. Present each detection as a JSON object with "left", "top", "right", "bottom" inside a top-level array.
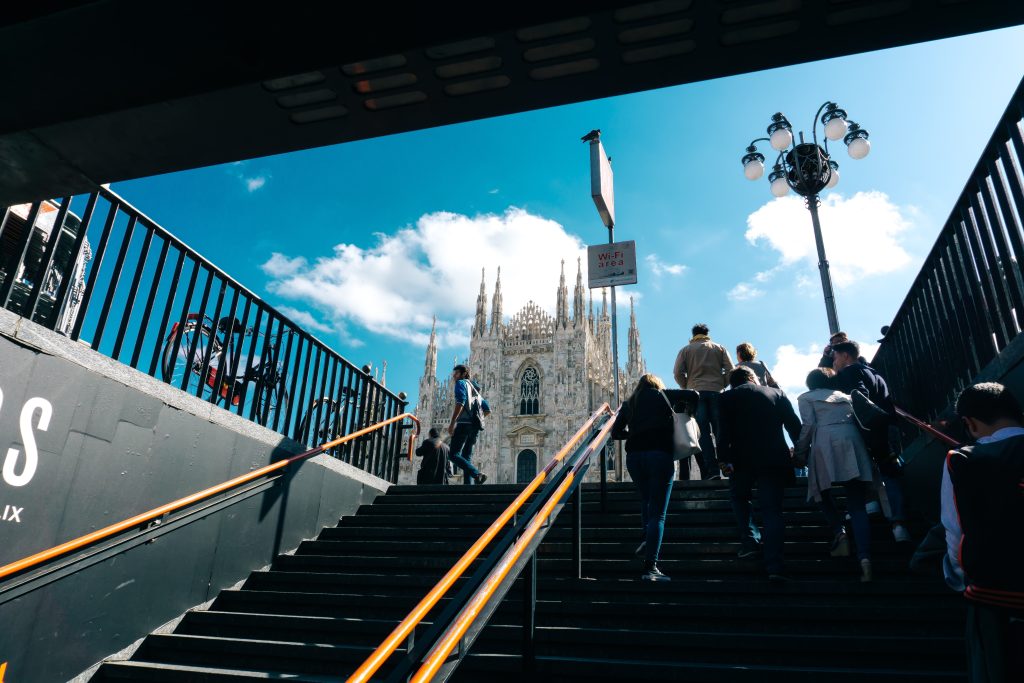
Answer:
[
  {"left": 490, "top": 267, "right": 503, "bottom": 336},
  {"left": 601, "top": 288, "right": 609, "bottom": 320},
  {"left": 424, "top": 316, "right": 437, "bottom": 377},
  {"left": 573, "top": 256, "right": 585, "bottom": 327},
  {"left": 556, "top": 259, "right": 569, "bottom": 329},
  {"left": 627, "top": 297, "right": 645, "bottom": 377},
  {"left": 473, "top": 268, "right": 488, "bottom": 338},
  {"left": 588, "top": 289, "right": 594, "bottom": 332}
]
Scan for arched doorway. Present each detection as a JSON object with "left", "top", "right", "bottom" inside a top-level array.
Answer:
[{"left": 516, "top": 449, "right": 537, "bottom": 483}]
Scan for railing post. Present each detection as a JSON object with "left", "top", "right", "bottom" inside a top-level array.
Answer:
[
  {"left": 522, "top": 553, "right": 537, "bottom": 674},
  {"left": 571, "top": 483, "right": 582, "bottom": 579},
  {"left": 599, "top": 444, "right": 607, "bottom": 512}
]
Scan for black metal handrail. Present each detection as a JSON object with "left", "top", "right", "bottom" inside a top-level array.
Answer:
[
  {"left": 0, "top": 187, "right": 408, "bottom": 482},
  {"left": 873, "top": 75, "right": 1024, "bottom": 423}
]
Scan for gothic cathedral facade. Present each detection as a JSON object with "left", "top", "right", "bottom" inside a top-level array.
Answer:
[{"left": 402, "top": 259, "right": 646, "bottom": 485}]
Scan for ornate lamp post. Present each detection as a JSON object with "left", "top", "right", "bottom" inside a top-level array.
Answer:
[{"left": 741, "top": 102, "right": 872, "bottom": 335}]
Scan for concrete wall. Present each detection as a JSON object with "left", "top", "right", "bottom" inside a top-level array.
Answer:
[{"left": 0, "top": 309, "right": 390, "bottom": 682}]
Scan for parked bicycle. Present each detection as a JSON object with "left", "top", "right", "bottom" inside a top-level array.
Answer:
[{"left": 161, "top": 314, "right": 289, "bottom": 429}]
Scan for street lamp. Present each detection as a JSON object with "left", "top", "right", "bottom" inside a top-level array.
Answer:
[{"left": 740, "top": 102, "right": 872, "bottom": 335}]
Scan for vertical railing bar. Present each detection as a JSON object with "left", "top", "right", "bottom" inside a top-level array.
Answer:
[
  {"left": 130, "top": 237, "right": 169, "bottom": 369},
  {"left": 290, "top": 336, "right": 314, "bottom": 442},
  {"left": 935, "top": 252, "right": 978, "bottom": 379},
  {"left": 0, "top": 201, "right": 43, "bottom": 308},
  {"left": 922, "top": 275, "right": 958, "bottom": 409},
  {"left": 941, "top": 244, "right": 983, "bottom": 376},
  {"left": 951, "top": 228, "right": 998, "bottom": 365},
  {"left": 237, "top": 305, "right": 263, "bottom": 419},
  {"left": 25, "top": 196, "right": 72, "bottom": 320},
  {"left": 91, "top": 214, "right": 138, "bottom": 350},
  {"left": 220, "top": 291, "right": 247, "bottom": 409},
  {"left": 180, "top": 267, "right": 214, "bottom": 395},
  {"left": 48, "top": 192, "right": 99, "bottom": 330},
  {"left": 957, "top": 211, "right": 1007, "bottom": 351},
  {"left": 196, "top": 279, "right": 228, "bottom": 407},
  {"left": 338, "top": 364, "right": 355, "bottom": 463},
  {"left": 307, "top": 345, "right": 325, "bottom": 444},
  {"left": 284, "top": 333, "right": 305, "bottom": 433},
  {"left": 148, "top": 250, "right": 188, "bottom": 377},
  {"left": 111, "top": 225, "right": 154, "bottom": 360},
  {"left": 268, "top": 324, "right": 288, "bottom": 434},
  {"left": 975, "top": 172, "right": 1024, "bottom": 333},
  {"left": 988, "top": 153, "right": 1024, "bottom": 300},
  {"left": 212, "top": 286, "right": 241, "bottom": 407},
  {"left": 323, "top": 357, "right": 341, "bottom": 452},
  {"left": 964, "top": 198, "right": 1013, "bottom": 347},
  {"left": 253, "top": 312, "right": 277, "bottom": 425},
  {"left": 277, "top": 328, "right": 297, "bottom": 435},
  {"left": 71, "top": 200, "right": 119, "bottom": 341},
  {"left": 997, "top": 139, "right": 1024, "bottom": 252}
]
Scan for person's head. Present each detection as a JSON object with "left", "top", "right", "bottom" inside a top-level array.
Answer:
[
  {"left": 955, "top": 382, "right": 1024, "bottom": 439},
  {"left": 632, "top": 373, "right": 666, "bottom": 395},
  {"left": 452, "top": 364, "right": 470, "bottom": 380},
  {"left": 736, "top": 342, "right": 756, "bottom": 362},
  {"left": 729, "top": 366, "right": 757, "bottom": 389},
  {"left": 692, "top": 323, "right": 709, "bottom": 337},
  {"left": 428, "top": 427, "right": 440, "bottom": 439},
  {"left": 805, "top": 367, "right": 836, "bottom": 391},
  {"left": 829, "top": 331, "right": 849, "bottom": 346},
  {"left": 830, "top": 340, "right": 860, "bottom": 371}
]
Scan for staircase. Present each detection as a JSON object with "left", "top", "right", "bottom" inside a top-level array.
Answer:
[{"left": 93, "top": 481, "right": 965, "bottom": 682}]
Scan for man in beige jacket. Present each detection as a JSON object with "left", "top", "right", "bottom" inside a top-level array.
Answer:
[{"left": 673, "top": 323, "right": 734, "bottom": 479}]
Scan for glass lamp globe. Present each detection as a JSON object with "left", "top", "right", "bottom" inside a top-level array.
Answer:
[
  {"left": 824, "top": 117, "right": 848, "bottom": 141},
  {"left": 847, "top": 137, "right": 871, "bottom": 160},
  {"left": 744, "top": 160, "right": 765, "bottom": 180},
  {"left": 770, "top": 128, "right": 793, "bottom": 151},
  {"left": 826, "top": 168, "right": 840, "bottom": 189},
  {"left": 770, "top": 177, "right": 790, "bottom": 197}
]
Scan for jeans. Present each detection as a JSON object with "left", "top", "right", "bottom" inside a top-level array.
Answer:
[
  {"left": 819, "top": 480, "right": 871, "bottom": 561},
  {"left": 449, "top": 423, "right": 482, "bottom": 484},
  {"left": 695, "top": 391, "right": 721, "bottom": 478},
  {"left": 729, "top": 470, "right": 787, "bottom": 574},
  {"left": 880, "top": 473, "right": 906, "bottom": 523},
  {"left": 626, "top": 450, "right": 676, "bottom": 567}
]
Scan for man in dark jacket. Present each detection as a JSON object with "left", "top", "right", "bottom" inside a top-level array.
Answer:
[
  {"left": 718, "top": 367, "right": 802, "bottom": 580},
  {"left": 416, "top": 428, "right": 450, "bottom": 485},
  {"left": 943, "top": 383, "right": 1024, "bottom": 682}
]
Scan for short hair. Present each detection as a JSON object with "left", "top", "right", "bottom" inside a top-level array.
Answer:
[
  {"left": 829, "top": 331, "right": 849, "bottom": 345},
  {"left": 428, "top": 427, "right": 440, "bottom": 438},
  {"left": 736, "top": 342, "right": 756, "bottom": 361},
  {"left": 692, "top": 323, "right": 709, "bottom": 337},
  {"left": 729, "top": 366, "right": 757, "bottom": 388},
  {"left": 452, "top": 364, "right": 470, "bottom": 378},
  {"left": 831, "top": 340, "right": 860, "bottom": 358},
  {"left": 955, "top": 383, "right": 1023, "bottom": 424},
  {"left": 806, "top": 367, "right": 835, "bottom": 391}
]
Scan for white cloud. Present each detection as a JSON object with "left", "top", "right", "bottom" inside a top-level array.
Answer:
[
  {"left": 743, "top": 191, "right": 913, "bottom": 289},
  {"left": 727, "top": 282, "right": 765, "bottom": 302},
  {"left": 488, "top": 188, "right": 500, "bottom": 194},
  {"left": 646, "top": 254, "right": 687, "bottom": 277},
  {"left": 246, "top": 176, "right": 267, "bottom": 192},
  {"left": 276, "top": 306, "right": 333, "bottom": 334},
  {"left": 261, "top": 207, "right": 589, "bottom": 348}
]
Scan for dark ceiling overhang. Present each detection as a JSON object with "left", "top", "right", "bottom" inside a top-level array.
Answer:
[{"left": 2, "top": 0, "right": 1023, "bottom": 204}]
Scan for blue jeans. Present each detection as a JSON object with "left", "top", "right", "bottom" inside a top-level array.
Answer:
[
  {"left": 729, "top": 470, "right": 787, "bottom": 574},
  {"left": 880, "top": 473, "right": 906, "bottom": 523},
  {"left": 449, "top": 423, "right": 482, "bottom": 484},
  {"left": 626, "top": 450, "right": 675, "bottom": 567},
  {"left": 695, "top": 391, "right": 721, "bottom": 478},
  {"left": 820, "top": 480, "right": 871, "bottom": 561}
]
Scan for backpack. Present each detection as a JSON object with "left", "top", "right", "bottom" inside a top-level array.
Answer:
[{"left": 466, "top": 381, "right": 486, "bottom": 431}]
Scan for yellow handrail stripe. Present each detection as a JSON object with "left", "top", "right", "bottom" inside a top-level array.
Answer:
[
  {"left": 0, "top": 413, "right": 419, "bottom": 581},
  {"left": 411, "top": 415, "right": 617, "bottom": 682},
  {"left": 346, "top": 404, "right": 612, "bottom": 683}
]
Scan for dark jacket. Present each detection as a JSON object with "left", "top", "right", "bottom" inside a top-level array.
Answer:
[
  {"left": 947, "top": 436, "right": 1024, "bottom": 610},
  {"left": 718, "top": 383, "right": 802, "bottom": 473},
  {"left": 612, "top": 387, "right": 674, "bottom": 455},
  {"left": 835, "top": 361, "right": 892, "bottom": 413},
  {"left": 416, "top": 437, "right": 450, "bottom": 485}
]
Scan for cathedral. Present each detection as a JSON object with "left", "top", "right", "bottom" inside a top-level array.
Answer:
[{"left": 401, "top": 258, "right": 646, "bottom": 485}]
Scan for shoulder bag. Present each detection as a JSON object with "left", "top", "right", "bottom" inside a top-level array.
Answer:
[{"left": 660, "top": 390, "right": 701, "bottom": 461}]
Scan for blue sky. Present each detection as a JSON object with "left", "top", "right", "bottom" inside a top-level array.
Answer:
[{"left": 115, "top": 26, "right": 1024, "bottom": 408}]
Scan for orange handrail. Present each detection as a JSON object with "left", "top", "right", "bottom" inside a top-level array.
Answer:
[
  {"left": 894, "top": 406, "right": 960, "bottom": 448},
  {"left": 0, "top": 412, "right": 419, "bottom": 582},
  {"left": 410, "top": 413, "right": 618, "bottom": 682},
  {"left": 346, "top": 403, "right": 614, "bottom": 683}
]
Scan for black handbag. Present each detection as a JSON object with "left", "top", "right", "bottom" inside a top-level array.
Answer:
[{"left": 851, "top": 387, "right": 890, "bottom": 431}]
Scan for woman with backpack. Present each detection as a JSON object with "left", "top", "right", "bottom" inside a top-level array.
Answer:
[{"left": 612, "top": 373, "right": 676, "bottom": 583}]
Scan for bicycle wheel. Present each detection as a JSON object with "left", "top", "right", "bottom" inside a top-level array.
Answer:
[
  {"left": 161, "top": 318, "right": 218, "bottom": 399},
  {"left": 254, "top": 376, "right": 289, "bottom": 431},
  {"left": 299, "top": 398, "right": 343, "bottom": 449}
]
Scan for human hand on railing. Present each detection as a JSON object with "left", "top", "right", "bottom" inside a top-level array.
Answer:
[{"left": 719, "top": 462, "right": 734, "bottom": 476}]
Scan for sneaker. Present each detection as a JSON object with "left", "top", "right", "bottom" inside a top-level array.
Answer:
[
  {"left": 892, "top": 524, "right": 911, "bottom": 543},
  {"left": 634, "top": 541, "right": 646, "bottom": 557},
  {"left": 860, "top": 558, "right": 873, "bottom": 583},
  {"left": 640, "top": 566, "right": 671, "bottom": 582},
  {"left": 475, "top": 473, "right": 488, "bottom": 485},
  {"left": 830, "top": 532, "right": 850, "bottom": 557},
  {"left": 865, "top": 500, "right": 882, "bottom": 516},
  {"left": 737, "top": 546, "right": 761, "bottom": 559}
]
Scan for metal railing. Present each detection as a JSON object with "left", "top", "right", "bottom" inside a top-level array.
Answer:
[
  {"left": 0, "top": 412, "right": 418, "bottom": 585},
  {"left": 0, "top": 187, "right": 409, "bottom": 482},
  {"left": 348, "top": 404, "right": 616, "bottom": 683},
  {"left": 873, "top": 75, "right": 1024, "bottom": 423}
]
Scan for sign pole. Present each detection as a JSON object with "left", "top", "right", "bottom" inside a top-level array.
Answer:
[{"left": 607, "top": 225, "right": 622, "bottom": 482}]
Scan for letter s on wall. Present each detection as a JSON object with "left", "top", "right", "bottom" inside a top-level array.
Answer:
[{"left": 3, "top": 397, "right": 53, "bottom": 487}]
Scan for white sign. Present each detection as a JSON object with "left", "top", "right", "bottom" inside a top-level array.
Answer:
[
  {"left": 590, "top": 140, "right": 615, "bottom": 228},
  {"left": 587, "top": 240, "right": 637, "bottom": 288}
]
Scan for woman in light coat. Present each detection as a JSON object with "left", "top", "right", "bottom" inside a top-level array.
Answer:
[{"left": 794, "top": 368, "right": 875, "bottom": 581}]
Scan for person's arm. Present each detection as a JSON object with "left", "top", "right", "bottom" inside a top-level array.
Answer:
[
  {"left": 762, "top": 361, "right": 780, "bottom": 389},
  {"left": 721, "top": 347, "right": 734, "bottom": 388},
  {"left": 611, "top": 401, "right": 630, "bottom": 441},
  {"left": 778, "top": 391, "right": 802, "bottom": 445},
  {"left": 673, "top": 349, "right": 687, "bottom": 389},
  {"left": 717, "top": 394, "right": 733, "bottom": 472},
  {"left": 940, "top": 453, "right": 966, "bottom": 592},
  {"left": 793, "top": 397, "right": 815, "bottom": 461},
  {"left": 448, "top": 379, "right": 467, "bottom": 436},
  {"left": 481, "top": 397, "right": 491, "bottom": 417}
]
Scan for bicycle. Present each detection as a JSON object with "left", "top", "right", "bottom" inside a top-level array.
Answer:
[{"left": 160, "top": 314, "right": 290, "bottom": 429}]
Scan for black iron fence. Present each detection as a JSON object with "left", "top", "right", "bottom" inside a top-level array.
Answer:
[
  {"left": 0, "top": 187, "right": 410, "bottom": 482},
  {"left": 873, "top": 76, "right": 1024, "bottom": 423}
]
